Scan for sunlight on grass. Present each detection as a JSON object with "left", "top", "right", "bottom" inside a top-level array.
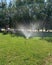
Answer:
[{"left": 0, "top": 33, "right": 52, "bottom": 65}]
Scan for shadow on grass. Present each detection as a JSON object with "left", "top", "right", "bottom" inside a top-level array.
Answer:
[
  {"left": 0, "top": 31, "right": 52, "bottom": 42},
  {"left": 0, "top": 31, "right": 26, "bottom": 38},
  {"left": 43, "top": 37, "right": 52, "bottom": 42}
]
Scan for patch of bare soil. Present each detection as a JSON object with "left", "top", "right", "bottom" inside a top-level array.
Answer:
[{"left": 43, "top": 55, "right": 52, "bottom": 65}]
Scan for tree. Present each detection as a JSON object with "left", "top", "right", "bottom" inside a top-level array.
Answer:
[{"left": 0, "top": 0, "right": 52, "bottom": 30}]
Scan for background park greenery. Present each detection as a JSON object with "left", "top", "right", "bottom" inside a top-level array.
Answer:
[
  {"left": 0, "top": 0, "right": 52, "bottom": 30},
  {"left": 0, "top": 0, "right": 52, "bottom": 65}
]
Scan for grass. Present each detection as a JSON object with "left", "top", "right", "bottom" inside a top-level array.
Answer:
[{"left": 0, "top": 33, "right": 52, "bottom": 65}]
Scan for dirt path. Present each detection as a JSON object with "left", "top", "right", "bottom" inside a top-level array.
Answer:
[{"left": 43, "top": 55, "right": 52, "bottom": 65}]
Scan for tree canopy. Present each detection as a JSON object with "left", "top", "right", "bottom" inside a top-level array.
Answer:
[{"left": 0, "top": 0, "right": 52, "bottom": 29}]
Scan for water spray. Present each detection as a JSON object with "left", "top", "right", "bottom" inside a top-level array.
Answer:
[{"left": 16, "top": 23, "right": 37, "bottom": 39}]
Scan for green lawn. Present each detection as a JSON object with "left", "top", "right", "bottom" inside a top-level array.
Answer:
[{"left": 0, "top": 33, "right": 52, "bottom": 65}]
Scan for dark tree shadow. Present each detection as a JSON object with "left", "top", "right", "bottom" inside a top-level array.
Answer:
[{"left": 44, "top": 37, "right": 52, "bottom": 42}]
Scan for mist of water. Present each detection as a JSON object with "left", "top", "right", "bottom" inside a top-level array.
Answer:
[{"left": 17, "top": 23, "right": 38, "bottom": 39}]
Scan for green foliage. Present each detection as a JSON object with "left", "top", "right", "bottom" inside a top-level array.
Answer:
[{"left": 0, "top": 0, "right": 52, "bottom": 29}]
